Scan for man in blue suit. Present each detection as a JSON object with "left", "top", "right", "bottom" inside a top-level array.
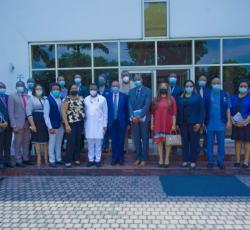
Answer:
[
  {"left": 168, "top": 73, "right": 183, "bottom": 100},
  {"left": 0, "top": 82, "right": 13, "bottom": 169},
  {"left": 107, "top": 80, "right": 129, "bottom": 165},
  {"left": 129, "top": 74, "right": 152, "bottom": 167}
]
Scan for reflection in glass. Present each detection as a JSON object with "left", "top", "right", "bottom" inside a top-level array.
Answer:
[
  {"left": 223, "top": 39, "right": 250, "bottom": 64},
  {"left": 58, "top": 69, "right": 92, "bottom": 87},
  {"left": 144, "top": 2, "right": 167, "bottom": 37},
  {"left": 32, "top": 45, "right": 55, "bottom": 69},
  {"left": 195, "top": 66, "right": 220, "bottom": 84},
  {"left": 157, "top": 41, "right": 192, "bottom": 65},
  {"left": 57, "top": 44, "right": 91, "bottom": 67},
  {"left": 195, "top": 40, "right": 220, "bottom": 64},
  {"left": 32, "top": 70, "right": 56, "bottom": 95},
  {"left": 156, "top": 69, "right": 190, "bottom": 88},
  {"left": 94, "top": 69, "right": 118, "bottom": 86},
  {"left": 223, "top": 65, "right": 250, "bottom": 94},
  {"left": 94, "top": 43, "right": 118, "bottom": 67},
  {"left": 120, "top": 42, "right": 155, "bottom": 66}
]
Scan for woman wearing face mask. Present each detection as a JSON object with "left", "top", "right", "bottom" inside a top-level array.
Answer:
[
  {"left": 26, "top": 84, "right": 49, "bottom": 166},
  {"left": 231, "top": 80, "right": 250, "bottom": 168},
  {"left": 176, "top": 80, "right": 203, "bottom": 169},
  {"left": 61, "top": 84, "right": 85, "bottom": 168},
  {"left": 151, "top": 82, "right": 177, "bottom": 167}
]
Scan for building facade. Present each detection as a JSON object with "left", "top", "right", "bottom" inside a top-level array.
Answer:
[{"left": 0, "top": 0, "right": 250, "bottom": 94}]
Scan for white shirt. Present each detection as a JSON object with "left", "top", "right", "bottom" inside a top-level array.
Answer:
[
  {"left": 84, "top": 95, "right": 108, "bottom": 139},
  {"left": 43, "top": 94, "right": 62, "bottom": 129},
  {"left": 113, "top": 93, "right": 119, "bottom": 104}
]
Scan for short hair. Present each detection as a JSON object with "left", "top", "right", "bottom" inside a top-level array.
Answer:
[
  {"left": 16, "top": 81, "right": 25, "bottom": 87},
  {"left": 32, "top": 84, "right": 43, "bottom": 96},
  {"left": 89, "top": 83, "right": 98, "bottom": 88},
  {"left": 238, "top": 79, "right": 249, "bottom": 87},
  {"left": 49, "top": 83, "right": 61, "bottom": 91}
]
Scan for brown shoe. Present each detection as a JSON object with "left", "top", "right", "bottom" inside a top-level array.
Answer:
[
  {"left": 139, "top": 161, "right": 147, "bottom": 167},
  {"left": 134, "top": 160, "right": 141, "bottom": 165}
]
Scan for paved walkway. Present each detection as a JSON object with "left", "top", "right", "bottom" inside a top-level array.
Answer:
[{"left": 0, "top": 176, "right": 249, "bottom": 229}]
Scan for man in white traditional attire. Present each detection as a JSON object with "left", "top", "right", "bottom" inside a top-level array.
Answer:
[{"left": 84, "top": 83, "right": 108, "bottom": 168}]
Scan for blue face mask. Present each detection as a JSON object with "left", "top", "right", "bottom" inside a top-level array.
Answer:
[
  {"left": 74, "top": 78, "right": 81, "bottom": 85},
  {"left": 198, "top": 80, "right": 206, "bottom": 88},
  {"left": 51, "top": 90, "right": 60, "bottom": 98},
  {"left": 27, "top": 82, "right": 34, "bottom": 89},
  {"left": 0, "top": 88, "right": 6, "bottom": 95},
  {"left": 169, "top": 78, "right": 177, "bottom": 86},
  {"left": 16, "top": 86, "right": 24, "bottom": 94},
  {"left": 98, "top": 78, "right": 106, "bottom": 86},
  {"left": 111, "top": 87, "right": 119, "bottom": 94},
  {"left": 134, "top": 80, "right": 142, "bottom": 88},
  {"left": 59, "top": 81, "right": 65, "bottom": 87},
  {"left": 185, "top": 86, "right": 193, "bottom": 94},
  {"left": 239, "top": 87, "right": 248, "bottom": 94},
  {"left": 212, "top": 84, "right": 221, "bottom": 92}
]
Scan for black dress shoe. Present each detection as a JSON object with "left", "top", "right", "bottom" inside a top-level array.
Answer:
[
  {"left": 49, "top": 163, "right": 57, "bottom": 168},
  {"left": 111, "top": 160, "right": 117, "bottom": 166},
  {"left": 118, "top": 160, "right": 124, "bottom": 166},
  {"left": 86, "top": 161, "right": 94, "bottom": 167},
  {"left": 242, "top": 163, "right": 249, "bottom": 169},
  {"left": 217, "top": 163, "right": 225, "bottom": 169},
  {"left": 16, "top": 163, "right": 26, "bottom": 168},
  {"left": 234, "top": 163, "right": 241, "bottom": 168},
  {"left": 56, "top": 161, "right": 64, "bottom": 165},
  {"left": 5, "top": 163, "right": 15, "bottom": 168},
  {"left": 23, "top": 161, "right": 34, "bottom": 166}
]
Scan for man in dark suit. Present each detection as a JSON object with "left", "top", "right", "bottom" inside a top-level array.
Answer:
[
  {"left": 129, "top": 74, "right": 152, "bottom": 167},
  {"left": 106, "top": 80, "right": 129, "bottom": 165},
  {"left": 0, "top": 82, "right": 12, "bottom": 169},
  {"left": 74, "top": 74, "right": 88, "bottom": 98},
  {"left": 168, "top": 73, "right": 183, "bottom": 100}
]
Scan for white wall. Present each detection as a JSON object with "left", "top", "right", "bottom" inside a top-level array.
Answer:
[
  {"left": 0, "top": 0, "right": 250, "bottom": 93},
  {"left": 170, "top": 0, "right": 250, "bottom": 38}
]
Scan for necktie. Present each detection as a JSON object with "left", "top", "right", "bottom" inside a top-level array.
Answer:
[
  {"left": 136, "top": 88, "right": 140, "bottom": 97},
  {"left": 0, "top": 96, "right": 7, "bottom": 108},
  {"left": 21, "top": 95, "right": 27, "bottom": 110},
  {"left": 114, "top": 94, "right": 118, "bottom": 120}
]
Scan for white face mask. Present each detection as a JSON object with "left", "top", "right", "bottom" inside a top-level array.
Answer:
[
  {"left": 90, "top": 90, "right": 97, "bottom": 97},
  {"left": 122, "top": 76, "right": 130, "bottom": 83}
]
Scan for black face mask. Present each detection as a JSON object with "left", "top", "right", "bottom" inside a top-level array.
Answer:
[
  {"left": 159, "top": 88, "right": 168, "bottom": 94},
  {"left": 70, "top": 90, "right": 78, "bottom": 96}
]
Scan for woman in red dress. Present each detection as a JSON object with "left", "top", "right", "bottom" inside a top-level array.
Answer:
[{"left": 151, "top": 82, "right": 177, "bottom": 167}]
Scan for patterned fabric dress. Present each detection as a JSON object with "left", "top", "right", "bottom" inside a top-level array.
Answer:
[
  {"left": 64, "top": 96, "right": 85, "bottom": 123},
  {"left": 152, "top": 96, "right": 177, "bottom": 143}
]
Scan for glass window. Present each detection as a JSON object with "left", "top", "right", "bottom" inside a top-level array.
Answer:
[
  {"left": 195, "top": 66, "right": 220, "bottom": 84},
  {"left": 31, "top": 45, "right": 55, "bottom": 69},
  {"left": 94, "top": 42, "right": 118, "bottom": 67},
  {"left": 223, "top": 65, "right": 250, "bottom": 94},
  {"left": 195, "top": 40, "right": 220, "bottom": 64},
  {"left": 57, "top": 44, "right": 91, "bottom": 67},
  {"left": 157, "top": 41, "right": 192, "bottom": 65},
  {"left": 223, "top": 38, "right": 250, "bottom": 64},
  {"left": 94, "top": 69, "right": 118, "bottom": 86},
  {"left": 144, "top": 2, "right": 167, "bottom": 37},
  {"left": 32, "top": 70, "right": 56, "bottom": 95},
  {"left": 58, "top": 69, "right": 92, "bottom": 88},
  {"left": 120, "top": 42, "right": 155, "bottom": 66}
]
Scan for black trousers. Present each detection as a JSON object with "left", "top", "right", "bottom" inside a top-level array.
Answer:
[
  {"left": 0, "top": 126, "right": 12, "bottom": 164},
  {"left": 65, "top": 122, "right": 82, "bottom": 163}
]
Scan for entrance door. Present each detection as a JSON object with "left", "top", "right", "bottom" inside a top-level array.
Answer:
[{"left": 156, "top": 69, "right": 191, "bottom": 89}]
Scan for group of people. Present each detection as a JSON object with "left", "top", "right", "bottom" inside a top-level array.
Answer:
[{"left": 0, "top": 71, "right": 249, "bottom": 170}]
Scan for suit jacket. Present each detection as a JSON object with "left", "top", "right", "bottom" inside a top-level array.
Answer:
[
  {"left": 106, "top": 92, "right": 129, "bottom": 129},
  {"left": 169, "top": 85, "right": 183, "bottom": 100},
  {"left": 78, "top": 84, "right": 88, "bottom": 98},
  {"left": 128, "top": 86, "right": 152, "bottom": 122},
  {"left": 8, "top": 93, "right": 30, "bottom": 129}
]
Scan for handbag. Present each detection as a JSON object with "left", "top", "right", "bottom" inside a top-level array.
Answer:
[{"left": 166, "top": 131, "right": 182, "bottom": 146}]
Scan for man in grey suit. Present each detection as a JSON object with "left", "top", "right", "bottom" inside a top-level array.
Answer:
[
  {"left": 8, "top": 81, "right": 31, "bottom": 167},
  {"left": 128, "top": 74, "right": 152, "bottom": 167}
]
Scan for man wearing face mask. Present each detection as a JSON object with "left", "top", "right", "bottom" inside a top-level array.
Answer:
[
  {"left": 97, "top": 73, "right": 110, "bottom": 153},
  {"left": 84, "top": 84, "right": 108, "bottom": 168},
  {"left": 204, "top": 76, "right": 231, "bottom": 169},
  {"left": 0, "top": 82, "right": 12, "bottom": 169},
  {"left": 8, "top": 81, "right": 31, "bottom": 167},
  {"left": 26, "top": 78, "right": 35, "bottom": 96},
  {"left": 44, "top": 83, "right": 64, "bottom": 168},
  {"left": 74, "top": 74, "right": 88, "bottom": 98},
  {"left": 196, "top": 75, "right": 209, "bottom": 155},
  {"left": 168, "top": 73, "right": 183, "bottom": 100},
  {"left": 106, "top": 81, "right": 129, "bottom": 165},
  {"left": 128, "top": 74, "right": 152, "bottom": 167}
]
